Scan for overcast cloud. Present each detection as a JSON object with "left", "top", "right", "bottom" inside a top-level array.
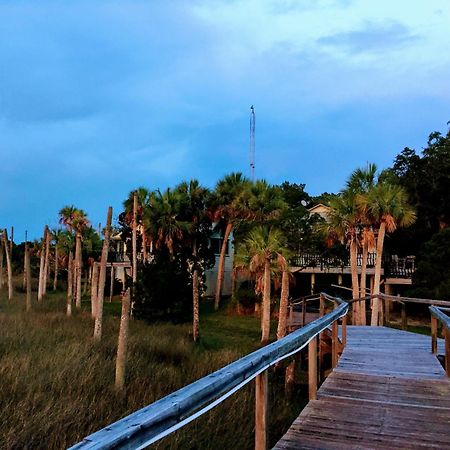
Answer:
[{"left": 0, "top": 0, "right": 449, "bottom": 238}]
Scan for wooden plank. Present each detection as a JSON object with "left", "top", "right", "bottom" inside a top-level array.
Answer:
[{"left": 274, "top": 326, "right": 450, "bottom": 450}]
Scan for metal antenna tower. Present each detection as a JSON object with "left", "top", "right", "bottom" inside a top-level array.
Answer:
[{"left": 249, "top": 105, "right": 255, "bottom": 181}]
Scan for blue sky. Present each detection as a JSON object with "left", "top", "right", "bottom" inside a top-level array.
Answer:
[{"left": 1, "top": 0, "right": 449, "bottom": 240}]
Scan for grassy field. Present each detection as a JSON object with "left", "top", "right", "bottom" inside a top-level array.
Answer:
[{"left": 0, "top": 285, "right": 307, "bottom": 449}]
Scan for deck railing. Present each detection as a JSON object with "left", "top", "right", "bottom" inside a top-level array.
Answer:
[
  {"left": 70, "top": 294, "right": 348, "bottom": 450},
  {"left": 430, "top": 305, "right": 450, "bottom": 376}
]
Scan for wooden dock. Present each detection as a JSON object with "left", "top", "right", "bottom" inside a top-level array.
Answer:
[{"left": 274, "top": 326, "right": 450, "bottom": 449}]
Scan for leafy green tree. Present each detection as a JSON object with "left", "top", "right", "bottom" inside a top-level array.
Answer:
[
  {"left": 409, "top": 228, "right": 450, "bottom": 299},
  {"left": 383, "top": 127, "right": 450, "bottom": 255}
]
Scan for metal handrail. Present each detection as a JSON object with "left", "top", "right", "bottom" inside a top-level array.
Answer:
[{"left": 70, "top": 296, "right": 348, "bottom": 450}]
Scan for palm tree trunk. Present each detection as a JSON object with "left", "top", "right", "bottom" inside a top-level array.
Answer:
[
  {"left": 25, "top": 244, "right": 32, "bottom": 311},
  {"left": 2, "top": 230, "right": 13, "bottom": 300},
  {"left": 142, "top": 232, "right": 148, "bottom": 262},
  {"left": 115, "top": 288, "right": 131, "bottom": 391},
  {"left": 192, "top": 239, "right": 200, "bottom": 342},
  {"left": 67, "top": 251, "right": 73, "bottom": 316},
  {"left": 371, "top": 222, "right": 386, "bottom": 326},
  {"left": 359, "top": 240, "right": 368, "bottom": 325},
  {"left": 277, "top": 269, "right": 289, "bottom": 340},
  {"left": 53, "top": 246, "right": 59, "bottom": 291},
  {"left": 38, "top": 226, "right": 47, "bottom": 302},
  {"left": 94, "top": 206, "right": 113, "bottom": 340},
  {"left": 0, "top": 239, "right": 4, "bottom": 289},
  {"left": 75, "top": 232, "right": 82, "bottom": 309},
  {"left": 23, "top": 232, "right": 27, "bottom": 291},
  {"left": 349, "top": 239, "right": 360, "bottom": 325},
  {"left": 43, "top": 230, "right": 51, "bottom": 296},
  {"left": 214, "top": 222, "right": 233, "bottom": 311},
  {"left": 109, "top": 265, "right": 114, "bottom": 302},
  {"left": 261, "top": 258, "right": 271, "bottom": 344},
  {"left": 91, "top": 262, "right": 99, "bottom": 318},
  {"left": 132, "top": 191, "right": 137, "bottom": 284},
  {"left": 9, "top": 226, "right": 13, "bottom": 263}
]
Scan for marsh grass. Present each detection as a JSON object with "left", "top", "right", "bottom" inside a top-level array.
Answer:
[{"left": 0, "top": 287, "right": 306, "bottom": 449}]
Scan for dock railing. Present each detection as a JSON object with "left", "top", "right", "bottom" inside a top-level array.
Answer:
[
  {"left": 70, "top": 294, "right": 348, "bottom": 450},
  {"left": 430, "top": 305, "right": 450, "bottom": 376}
]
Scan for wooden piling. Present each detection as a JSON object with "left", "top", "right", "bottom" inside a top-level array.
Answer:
[{"left": 255, "top": 370, "right": 268, "bottom": 450}]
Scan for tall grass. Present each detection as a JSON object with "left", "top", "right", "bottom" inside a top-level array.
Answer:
[{"left": 0, "top": 287, "right": 306, "bottom": 449}]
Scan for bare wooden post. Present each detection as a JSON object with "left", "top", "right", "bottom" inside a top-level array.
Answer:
[
  {"left": 109, "top": 264, "right": 114, "bottom": 302},
  {"left": 401, "top": 302, "right": 407, "bottom": 330},
  {"left": 132, "top": 191, "right": 138, "bottom": 284},
  {"left": 332, "top": 321, "right": 338, "bottom": 368},
  {"left": 302, "top": 299, "right": 306, "bottom": 327},
  {"left": 115, "top": 288, "right": 131, "bottom": 391},
  {"left": 25, "top": 245, "right": 32, "bottom": 311},
  {"left": 0, "top": 239, "right": 4, "bottom": 290},
  {"left": 319, "top": 293, "right": 325, "bottom": 317},
  {"left": 2, "top": 229, "right": 13, "bottom": 300},
  {"left": 445, "top": 329, "right": 450, "bottom": 377},
  {"left": 308, "top": 336, "right": 317, "bottom": 400},
  {"left": 288, "top": 304, "right": 293, "bottom": 330},
  {"left": 285, "top": 361, "right": 295, "bottom": 396},
  {"left": 38, "top": 226, "right": 47, "bottom": 301},
  {"left": 94, "top": 206, "right": 113, "bottom": 340},
  {"left": 319, "top": 294, "right": 325, "bottom": 380},
  {"left": 67, "top": 252, "right": 73, "bottom": 317},
  {"left": 385, "top": 298, "right": 390, "bottom": 324},
  {"left": 42, "top": 229, "right": 51, "bottom": 296},
  {"left": 53, "top": 244, "right": 59, "bottom": 291},
  {"left": 431, "top": 315, "right": 438, "bottom": 354},
  {"left": 255, "top": 370, "right": 268, "bottom": 450},
  {"left": 91, "top": 262, "right": 99, "bottom": 319},
  {"left": 342, "top": 315, "right": 347, "bottom": 347}
]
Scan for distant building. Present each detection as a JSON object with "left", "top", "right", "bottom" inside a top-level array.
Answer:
[
  {"left": 308, "top": 203, "right": 331, "bottom": 221},
  {"left": 204, "top": 230, "right": 234, "bottom": 296}
]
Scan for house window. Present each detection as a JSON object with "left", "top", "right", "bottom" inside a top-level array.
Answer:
[{"left": 210, "top": 237, "right": 229, "bottom": 255}]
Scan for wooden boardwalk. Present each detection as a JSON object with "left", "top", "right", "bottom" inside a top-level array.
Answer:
[{"left": 274, "top": 326, "right": 450, "bottom": 449}]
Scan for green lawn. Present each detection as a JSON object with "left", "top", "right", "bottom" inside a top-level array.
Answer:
[{"left": 0, "top": 287, "right": 306, "bottom": 449}]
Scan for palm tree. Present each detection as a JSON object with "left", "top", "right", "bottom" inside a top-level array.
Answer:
[
  {"left": 51, "top": 229, "right": 63, "bottom": 291},
  {"left": 247, "top": 180, "right": 287, "bottom": 224},
  {"left": 2, "top": 229, "right": 13, "bottom": 300},
  {"left": 276, "top": 250, "right": 293, "bottom": 340},
  {"left": 145, "top": 188, "right": 188, "bottom": 257},
  {"left": 94, "top": 206, "right": 113, "bottom": 340},
  {"left": 346, "top": 164, "right": 377, "bottom": 324},
  {"left": 37, "top": 226, "right": 48, "bottom": 301},
  {"left": 358, "top": 183, "right": 416, "bottom": 326},
  {"left": 325, "top": 193, "right": 361, "bottom": 324},
  {"left": 244, "top": 226, "right": 287, "bottom": 343},
  {"left": 174, "top": 179, "right": 211, "bottom": 342},
  {"left": 59, "top": 206, "right": 89, "bottom": 309},
  {"left": 211, "top": 173, "right": 252, "bottom": 310},
  {"left": 123, "top": 187, "right": 151, "bottom": 260}
]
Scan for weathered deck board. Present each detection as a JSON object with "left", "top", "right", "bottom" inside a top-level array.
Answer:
[{"left": 274, "top": 326, "right": 450, "bottom": 449}]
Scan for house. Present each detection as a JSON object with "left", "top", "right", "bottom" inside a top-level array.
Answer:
[
  {"left": 204, "top": 230, "right": 234, "bottom": 296},
  {"left": 308, "top": 203, "right": 331, "bottom": 221}
]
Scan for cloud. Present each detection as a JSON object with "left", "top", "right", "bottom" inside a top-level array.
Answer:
[{"left": 317, "top": 21, "right": 420, "bottom": 55}]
